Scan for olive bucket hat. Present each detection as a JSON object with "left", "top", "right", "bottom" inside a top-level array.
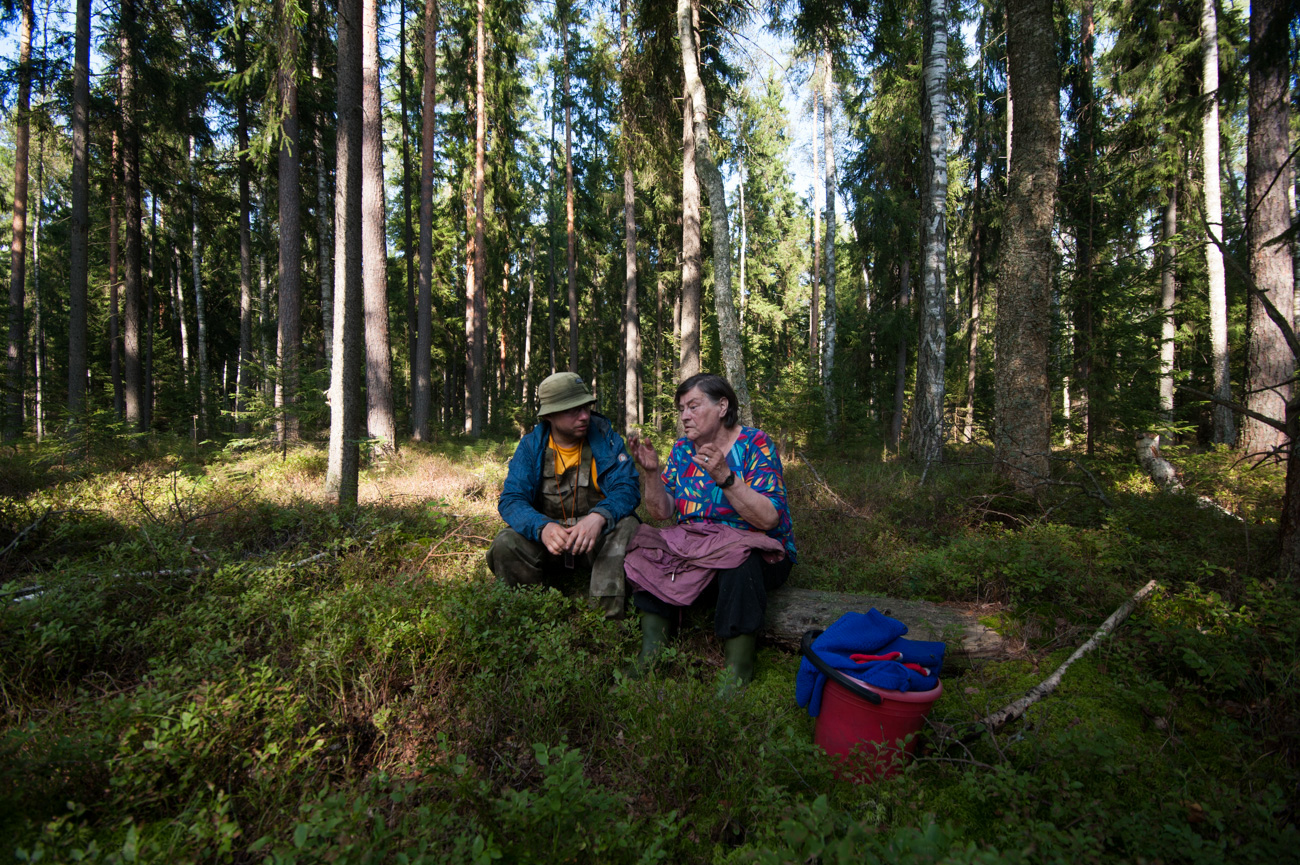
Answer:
[{"left": 537, "top": 372, "right": 597, "bottom": 417}]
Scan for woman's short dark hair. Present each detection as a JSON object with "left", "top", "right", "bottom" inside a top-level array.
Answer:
[{"left": 675, "top": 373, "right": 739, "bottom": 428}]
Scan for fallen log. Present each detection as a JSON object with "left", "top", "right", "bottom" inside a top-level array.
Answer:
[{"left": 764, "top": 587, "right": 1012, "bottom": 668}]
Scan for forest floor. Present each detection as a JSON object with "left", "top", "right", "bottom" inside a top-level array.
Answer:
[{"left": 1, "top": 428, "right": 1297, "bottom": 863}]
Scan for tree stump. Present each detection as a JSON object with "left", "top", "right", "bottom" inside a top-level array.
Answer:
[{"left": 764, "top": 588, "right": 1011, "bottom": 669}]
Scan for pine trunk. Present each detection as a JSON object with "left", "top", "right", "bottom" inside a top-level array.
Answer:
[
  {"left": 1242, "top": 0, "right": 1293, "bottom": 454},
  {"left": 413, "top": 0, "right": 438, "bottom": 441},
  {"left": 469, "top": 0, "right": 487, "bottom": 435},
  {"left": 363, "top": 0, "right": 397, "bottom": 449},
  {"left": 621, "top": 0, "right": 640, "bottom": 429},
  {"left": 5, "top": 0, "right": 31, "bottom": 438},
  {"left": 679, "top": 0, "right": 750, "bottom": 423},
  {"left": 811, "top": 86, "right": 821, "bottom": 375},
  {"left": 563, "top": 14, "right": 578, "bottom": 373},
  {"left": 678, "top": 83, "right": 702, "bottom": 384},
  {"left": 277, "top": 0, "right": 302, "bottom": 446},
  {"left": 68, "top": 0, "right": 90, "bottom": 420},
  {"left": 120, "top": 0, "right": 145, "bottom": 433},
  {"left": 326, "top": 0, "right": 365, "bottom": 504},
  {"left": 188, "top": 135, "right": 210, "bottom": 434},
  {"left": 993, "top": 0, "right": 1059, "bottom": 488}
]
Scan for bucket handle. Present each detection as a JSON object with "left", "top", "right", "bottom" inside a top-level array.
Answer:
[{"left": 801, "top": 629, "right": 882, "bottom": 705}]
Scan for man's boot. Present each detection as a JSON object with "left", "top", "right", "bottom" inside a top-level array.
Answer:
[
  {"left": 626, "top": 612, "right": 674, "bottom": 679},
  {"left": 717, "top": 634, "right": 757, "bottom": 698}
]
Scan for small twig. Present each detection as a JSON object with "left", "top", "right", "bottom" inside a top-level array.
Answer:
[
  {"left": 795, "top": 451, "right": 868, "bottom": 518},
  {"left": 0, "top": 507, "right": 55, "bottom": 559},
  {"left": 976, "top": 580, "right": 1159, "bottom": 733}
]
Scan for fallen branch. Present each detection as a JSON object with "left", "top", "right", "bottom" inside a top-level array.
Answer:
[
  {"left": 976, "top": 579, "right": 1158, "bottom": 732},
  {"left": 0, "top": 507, "right": 56, "bottom": 560},
  {"left": 795, "top": 451, "right": 868, "bottom": 519}
]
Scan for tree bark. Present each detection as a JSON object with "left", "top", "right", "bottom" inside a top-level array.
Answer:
[
  {"left": 120, "top": 0, "right": 145, "bottom": 433},
  {"left": 819, "top": 40, "right": 837, "bottom": 436},
  {"left": 277, "top": 0, "right": 302, "bottom": 446},
  {"left": 399, "top": 0, "right": 416, "bottom": 425},
  {"left": 811, "top": 86, "right": 821, "bottom": 375},
  {"left": 468, "top": 0, "right": 487, "bottom": 435},
  {"left": 363, "top": 0, "right": 397, "bottom": 449},
  {"left": 678, "top": 0, "right": 751, "bottom": 423},
  {"left": 188, "top": 135, "right": 210, "bottom": 434},
  {"left": 993, "top": 0, "right": 1059, "bottom": 488},
  {"left": 911, "top": 2, "right": 949, "bottom": 464},
  {"left": 890, "top": 256, "right": 911, "bottom": 450},
  {"left": 312, "top": 0, "right": 333, "bottom": 369},
  {"left": 1241, "top": 0, "right": 1293, "bottom": 454},
  {"left": 678, "top": 84, "right": 701, "bottom": 384},
  {"left": 5, "top": 0, "right": 32, "bottom": 437},
  {"left": 1159, "top": 181, "right": 1178, "bottom": 420},
  {"left": 562, "top": 9, "right": 578, "bottom": 373},
  {"left": 621, "top": 0, "right": 640, "bottom": 429},
  {"left": 68, "top": 0, "right": 90, "bottom": 421},
  {"left": 327, "top": 0, "right": 365, "bottom": 505},
  {"left": 413, "top": 0, "right": 438, "bottom": 441},
  {"left": 1201, "top": 0, "right": 1234, "bottom": 445},
  {"left": 110, "top": 133, "right": 123, "bottom": 419}
]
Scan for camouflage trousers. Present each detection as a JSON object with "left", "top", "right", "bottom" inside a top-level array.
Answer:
[{"left": 485, "top": 516, "right": 639, "bottom": 619}]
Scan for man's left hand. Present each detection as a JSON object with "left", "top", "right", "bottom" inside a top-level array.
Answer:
[{"left": 568, "top": 512, "right": 606, "bottom": 556}]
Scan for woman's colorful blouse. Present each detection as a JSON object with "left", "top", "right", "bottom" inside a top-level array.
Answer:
[{"left": 660, "top": 426, "right": 797, "bottom": 562}]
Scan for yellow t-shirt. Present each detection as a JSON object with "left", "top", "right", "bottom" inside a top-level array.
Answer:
[{"left": 553, "top": 438, "right": 601, "bottom": 495}]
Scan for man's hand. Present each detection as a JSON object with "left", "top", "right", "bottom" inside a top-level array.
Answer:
[
  {"left": 540, "top": 521, "right": 571, "bottom": 556},
  {"left": 568, "top": 512, "right": 606, "bottom": 556}
]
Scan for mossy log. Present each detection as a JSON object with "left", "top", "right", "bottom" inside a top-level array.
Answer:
[{"left": 763, "top": 588, "right": 1011, "bottom": 668}]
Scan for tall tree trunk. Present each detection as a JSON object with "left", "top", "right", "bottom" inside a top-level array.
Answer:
[
  {"left": 363, "top": 0, "right": 398, "bottom": 449},
  {"left": 313, "top": 0, "right": 333, "bottom": 368},
  {"left": 655, "top": 274, "right": 663, "bottom": 430},
  {"left": 68, "top": 0, "right": 90, "bottom": 421},
  {"left": 1159, "top": 181, "right": 1178, "bottom": 420},
  {"left": 145, "top": 193, "right": 155, "bottom": 428},
  {"left": 110, "top": 134, "right": 122, "bottom": 418},
  {"left": 547, "top": 86, "right": 558, "bottom": 378},
  {"left": 621, "top": 0, "right": 640, "bottom": 428},
  {"left": 819, "top": 39, "right": 837, "bottom": 436},
  {"left": 413, "top": 0, "right": 438, "bottom": 441},
  {"left": 31, "top": 116, "right": 43, "bottom": 439},
  {"left": 1242, "top": 0, "right": 1293, "bottom": 454},
  {"left": 171, "top": 215, "right": 190, "bottom": 389},
  {"left": 811, "top": 85, "right": 820, "bottom": 375},
  {"left": 237, "top": 30, "right": 254, "bottom": 434},
  {"left": 277, "top": 0, "right": 302, "bottom": 447},
  {"left": 678, "top": 0, "right": 751, "bottom": 423},
  {"left": 890, "top": 256, "right": 911, "bottom": 450},
  {"left": 1067, "top": 0, "right": 1097, "bottom": 455},
  {"left": 678, "top": 84, "right": 701, "bottom": 383},
  {"left": 6, "top": 0, "right": 32, "bottom": 437},
  {"left": 258, "top": 182, "right": 273, "bottom": 400},
  {"left": 911, "top": 3, "right": 949, "bottom": 464},
  {"left": 994, "top": 0, "right": 1059, "bottom": 488},
  {"left": 188, "top": 135, "right": 210, "bottom": 434},
  {"left": 562, "top": 11, "right": 578, "bottom": 373},
  {"left": 964, "top": 14, "right": 985, "bottom": 445},
  {"left": 523, "top": 238, "right": 535, "bottom": 407},
  {"left": 327, "top": 0, "right": 364, "bottom": 504},
  {"left": 467, "top": 0, "right": 487, "bottom": 436},
  {"left": 1201, "top": 0, "right": 1234, "bottom": 444},
  {"left": 120, "top": 0, "right": 145, "bottom": 432},
  {"left": 400, "top": 0, "right": 417, "bottom": 425}
]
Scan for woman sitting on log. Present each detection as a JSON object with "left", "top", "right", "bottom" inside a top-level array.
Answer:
[{"left": 626, "top": 373, "right": 796, "bottom": 694}]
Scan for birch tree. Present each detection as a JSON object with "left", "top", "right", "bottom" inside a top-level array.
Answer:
[
  {"left": 910, "top": 0, "right": 948, "bottom": 464},
  {"left": 1201, "top": 0, "right": 1234, "bottom": 445}
]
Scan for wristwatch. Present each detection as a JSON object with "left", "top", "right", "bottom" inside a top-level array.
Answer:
[{"left": 719, "top": 470, "right": 737, "bottom": 489}]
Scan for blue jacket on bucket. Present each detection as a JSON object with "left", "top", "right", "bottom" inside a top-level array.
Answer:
[{"left": 498, "top": 413, "right": 641, "bottom": 542}]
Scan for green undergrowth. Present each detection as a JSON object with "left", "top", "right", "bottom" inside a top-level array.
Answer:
[{"left": 1, "top": 433, "right": 1296, "bottom": 862}]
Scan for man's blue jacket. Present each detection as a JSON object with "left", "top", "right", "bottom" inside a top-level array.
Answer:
[{"left": 498, "top": 413, "right": 641, "bottom": 542}]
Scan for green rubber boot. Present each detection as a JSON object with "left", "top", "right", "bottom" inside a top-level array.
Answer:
[
  {"left": 626, "top": 613, "right": 674, "bottom": 679},
  {"left": 717, "top": 634, "right": 758, "bottom": 698}
]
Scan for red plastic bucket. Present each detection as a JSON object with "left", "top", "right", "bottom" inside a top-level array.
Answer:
[{"left": 813, "top": 676, "right": 943, "bottom": 782}]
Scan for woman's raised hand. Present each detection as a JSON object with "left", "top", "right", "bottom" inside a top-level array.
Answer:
[{"left": 627, "top": 430, "right": 660, "bottom": 473}]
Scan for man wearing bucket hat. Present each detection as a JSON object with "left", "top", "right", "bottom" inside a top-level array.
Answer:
[{"left": 487, "top": 371, "right": 641, "bottom": 618}]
